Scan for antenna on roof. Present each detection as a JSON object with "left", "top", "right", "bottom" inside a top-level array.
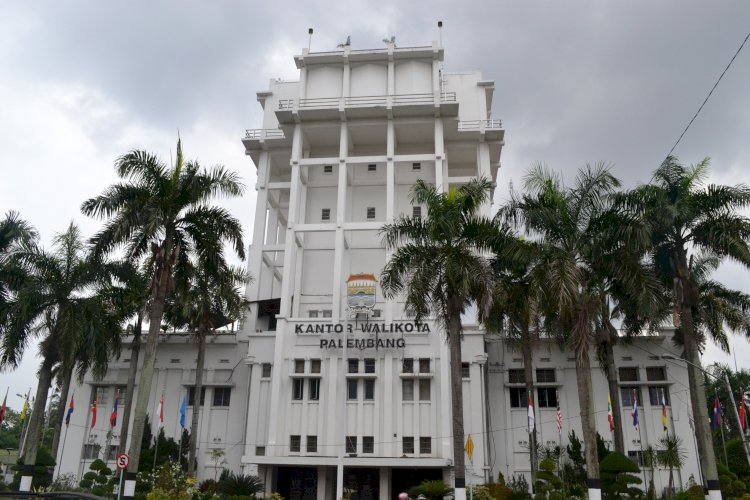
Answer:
[
  {"left": 308, "top": 28, "right": 313, "bottom": 51},
  {"left": 438, "top": 21, "right": 443, "bottom": 47}
]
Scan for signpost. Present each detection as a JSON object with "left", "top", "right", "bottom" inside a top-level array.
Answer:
[{"left": 116, "top": 453, "right": 130, "bottom": 500}]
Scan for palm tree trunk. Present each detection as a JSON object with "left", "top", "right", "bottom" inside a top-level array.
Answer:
[
  {"left": 19, "top": 356, "right": 55, "bottom": 491},
  {"left": 118, "top": 315, "right": 142, "bottom": 456},
  {"left": 448, "top": 296, "right": 467, "bottom": 500},
  {"left": 575, "top": 350, "right": 600, "bottom": 499},
  {"left": 668, "top": 468, "right": 674, "bottom": 500},
  {"left": 187, "top": 329, "right": 206, "bottom": 476},
  {"left": 603, "top": 338, "right": 625, "bottom": 454},
  {"left": 521, "top": 337, "right": 538, "bottom": 488},
  {"left": 50, "top": 365, "right": 73, "bottom": 465},
  {"left": 675, "top": 249, "right": 720, "bottom": 498},
  {"left": 127, "top": 250, "right": 173, "bottom": 474}
]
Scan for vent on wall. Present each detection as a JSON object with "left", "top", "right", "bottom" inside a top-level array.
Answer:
[
  {"left": 540, "top": 358, "right": 550, "bottom": 362},
  {"left": 412, "top": 162, "right": 421, "bottom": 171},
  {"left": 368, "top": 164, "right": 377, "bottom": 172},
  {"left": 323, "top": 165, "right": 333, "bottom": 174},
  {"left": 621, "top": 356, "right": 633, "bottom": 361}
]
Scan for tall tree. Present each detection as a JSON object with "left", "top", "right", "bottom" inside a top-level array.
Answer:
[
  {"left": 623, "top": 156, "right": 750, "bottom": 498},
  {"left": 502, "top": 163, "right": 657, "bottom": 500},
  {"left": 81, "top": 139, "right": 245, "bottom": 473},
  {"left": 380, "top": 178, "right": 504, "bottom": 500},
  {"left": 0, "top": 211, "right": 37, "bottom": 312},
  {"left": 166, "top": 261, "right": 248, "bottom": 476},
  {"left": 0, "top": 223, "right": 121, "bottom": 488}
]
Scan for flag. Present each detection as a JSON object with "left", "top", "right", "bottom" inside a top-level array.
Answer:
[
  {"left": 0, "top": 388, "right": 7, "bottom": 427},
  {"left": 158, "top": 393, "right": 164, "bottom": 427},
  {"left": 607, "top": 394, "right": 615, "bottom": 432},
  {"left": 179, "top": 395, "right": 187, "bottom": 428},
  {"left": 527, "top": 395, "right": 535, "bottom": 432},
  {"left": 90, "top": 392, "right": 99, "bottom": 428},
  {"left": 661, "top": 393, "right": 668, "bottom": 432},
  {"left": 739, "top": 393, "right": 747, "bottom": 432},
  {"left": 631, "top": 390, "right": 639, "bottom": 431},
  {"left": 556, "top": 406, "right": 562, "bottom": 434},
  {"left": 65, "top": 394, "right": 74, "bottom": 427},
  {"left": 19, "top": 392, "right": 29, "bottom": 423},
  {"left": 109, "top": 390, "right": 119, "bottom": 428},
  {"left": 713, "top": 395, "right": 721, "bottom": 431}
]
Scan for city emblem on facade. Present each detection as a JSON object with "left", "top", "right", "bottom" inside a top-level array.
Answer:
[{"left": 346, "top": 273, "right": 377, "bottom": 316}]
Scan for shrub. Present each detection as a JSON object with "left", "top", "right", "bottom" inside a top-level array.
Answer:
[
  {"left": 217, "top": 470, "right": 264, "bottom": 497},
  {"left": 407, "top": 479, "right": 453, "bottom": 500},
  {"left": 600, "top": 451, "right": 643, "bottom": 499}
]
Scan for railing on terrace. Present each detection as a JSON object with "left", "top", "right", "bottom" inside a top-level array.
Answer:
[
  {"left": 245, "top": 129, "right": 285, "bottom": 140},
  {"left": 278, "top": 92, "right": 457, "bottom": 110},
  {"left": 457, "top": 119, "right": 503, "bottom": 131}
]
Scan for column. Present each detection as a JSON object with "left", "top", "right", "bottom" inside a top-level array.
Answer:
[
  {"left": 332, "top": 123, "right": 348, "bottom": 320},
  {"left": 434, "top": 119, "right": 445, "bottom": 193},
  {"left": 385, "top": 119, "right": 395, "bottom": 323},
  {"left": 476, "top": 143, "right": 492, "bottom": 217}
]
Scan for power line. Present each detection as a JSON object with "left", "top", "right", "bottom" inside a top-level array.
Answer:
[{"left": 665, "top": 30, "right": 750, "bottom": 160}]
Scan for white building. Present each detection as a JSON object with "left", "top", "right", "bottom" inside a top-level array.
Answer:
[{"left": 57, "top": 40, "right": 702, "bottom": 499}]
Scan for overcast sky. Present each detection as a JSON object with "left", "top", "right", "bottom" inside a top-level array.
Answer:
[{"left": 1, "top": 1, "right": 750, "bottom": 410}]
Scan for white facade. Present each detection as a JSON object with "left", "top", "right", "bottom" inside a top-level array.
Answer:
[{"left": 56, "top": 41, "right": 701, "bottom": 500}]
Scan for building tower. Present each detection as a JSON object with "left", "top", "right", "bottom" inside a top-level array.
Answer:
[{"left": 241, "top": 39, "right": 504, "bottom": 500}]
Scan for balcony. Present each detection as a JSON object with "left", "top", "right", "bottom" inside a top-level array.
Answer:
[
  {"left": 276, "top": 92, "right": 458, "bottom": 123},
  {"left": 456, "top": 119, "right": 504, "bottom": 142},
  {"left": 242, "top": 128, "right": 290, "bottom": 152}
]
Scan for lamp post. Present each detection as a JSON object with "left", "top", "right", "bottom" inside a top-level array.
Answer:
[{"left": 661, "top": 354, "right": 750, "bottom": 467}]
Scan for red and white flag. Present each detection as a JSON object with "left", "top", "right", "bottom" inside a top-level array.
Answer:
[
  {"left": 556, "top": 406, "right": 562, "bottom": 434},
  {"left": 528, "top": 396, "right": 535, "bottom": 432},
  {"left": 158, "top": 393, "right": 164, "bottom": 427}
]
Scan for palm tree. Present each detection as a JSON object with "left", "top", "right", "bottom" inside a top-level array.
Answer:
[
  {"left": 487, "top": 242, "right": 544, "bottom": 483},
  {"left": 380, "top": 178, "right": 504, "bottom": 500},
  {"left": 658, "top": 434, "right": 686, "bottom": 499},
  {"left": 166, "top": 261, "right": 248, "bottom": 476},
  {"left": 81, "top": 139, "right": 245, "bottom": 473},
  {"left": 502, "top": 163, "right": 658, "bottom": 499},
  {"left": 0, "top": 211, "right": 37, "bottom": 310},
  {"left": 0, "top": 223, "right": 122, "bottom": 485},
  {"left": 623, "top": 156, "right": 750, "bottom": 496}
]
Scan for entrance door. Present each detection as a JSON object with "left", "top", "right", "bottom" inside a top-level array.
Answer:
[
  {"left": 276, "top": 466, "right": 318, "bottom": 500},
  {"left": 344, "top": 467, "right": 380, "bottom": 500}
]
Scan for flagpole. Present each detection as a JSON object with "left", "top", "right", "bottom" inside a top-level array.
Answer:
[
  {"left": 716, "top": 391, "right": 729, "bottom": 467},
  {"left": 55, "top": 424, "right": 69, "bottom": 480},
  {"left": 19, "top": 390, "right": 32, "bottom": 457},
  {"left": 723, "top": 373, "right": 750, "bottom": 467}
]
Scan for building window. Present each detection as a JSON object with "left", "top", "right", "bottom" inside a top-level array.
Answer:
[
  {"left": 627, "top": 450, "right": 644, "bottom": 466},
  {"left": 346, "top": 436, "right": 357, "bottom": 454},
  {"left": 509, "top": 387, "right": 528, "bottom": 408},
  {"left": 402, "top": 358, "right": 414, "bottom": 373},
  {"left": 83, "top": 444, "right": 101, "bottom": 460},
  {"left": 322, "top": 310, "right": 332, "bottom": 318},
  {"left": 261, "top": 363, "right": 272, "bottom": 378},
  {"left": 364, "top": 358, "right": 375, "bottom": 373},
  {"left": 311, "top": 359, "right": 321, "bottom": 374},
  {"left": 620, "top": 387, "right": 643, "bottom": 407},
  {"left": 368, "top": 164, "right": 377, "bottom": 172},
  {"left": 462, "top": 363, "right": 470, "bottom": 379},
  {"left": 92, "top": 387, "right": 108, "bottom": 407},
  {"left": 188, "top": 387, "right": 205, "bottom": 407},
  {"left": 321, "top": 208, "right": 331, "bottom": 221},
  {"left": 363, "top": 436, "right": 374, "bottom": 454},
  {"left": 348, "top": 359, "right": 359, "bottom": 373},
  {"left": 308, "top": 310, "right": 319, "bottom": 318},
  {"left": 412, "top": 162, "right": 421, "bottom": 171},
  {"left": 290, "top": 435, "right": 301, "bottom": 453},
  {"left": 402, "top": 380, "right": 414, "bottom": 401},
  {"left": 649, "top": 386, "right": 670, "bottom": 406},
  {"left": 323, "top": 165, "right": 333, "bottom": 174},
  {"left": 294, "top": 359, "right": 305, "bottom": 373},
  {"left": 106, "top": 445, "right": 118, "bottom": 461},
  {"left": 536, "top": 369, "right": 556, "bottom": 383},
  {"left": 347, "top": 379, "right": 358, "bottom": 400},
  {"left": 364, "top": 380, "right": 375, "bottom": 400},
  {"left": 419, "top": 379, "right": 431, "bottom": 401},
  {"left": 508, "top": 369, "right": 525, "bottom": 384},
  {"left": 292, "top": 379, "right": 304, "bottom": 401},
  {"left": 256, "top": 446, "right": 265, "bottom": 456},
  {"left": 372, "top": 309, "right": 381, "bottom": 318},
  {"left": 366, "top": 207, "right": 376, "bottom": 220},
  {"left": 419, "top": 358, "right": 430, "bottom": 373},
  {"left": 307, "top": 436, "right": 317, "bottom": 453},
  {"left": 646, "top": 367, "right": 667, "bottom": 381},
  {"left": 213, "top": 387, "right": 231, "bottom": 407},
  {"left": 419, "top": 437, "right": 432, "bottom": 454},
  {"left": 170, "top": 358, "right": 180, "bottom": 364},
  {"left": 537, "top": 387, "right": 558, "bottom": 408},
  {"left": 619, "top": 367, "right": 639, "bottom": 382},
  {"left": 309, "top": 379, "right": 321, "bottom": 401},
  {"left": 403, "top": 437, "right": 414, "bottom": 454},
  {"left": 413, "top": 206, "right": 422, "bottom": 218}
]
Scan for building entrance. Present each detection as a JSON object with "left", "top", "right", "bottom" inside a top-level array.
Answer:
[
  {"left": 276, "top": 466, "right": 318, "bottom": 500},
  {"left": 391, "top": 468, "right": 443, "bottom": 498},
  {"left": 344, "top": 467, "right": 379, "bottom": 500}
]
